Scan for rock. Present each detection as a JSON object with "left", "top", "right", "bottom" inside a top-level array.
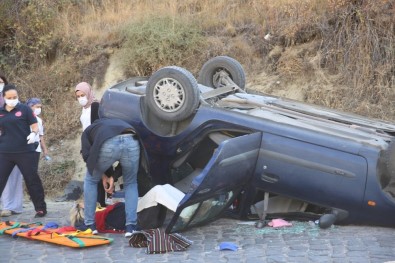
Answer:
[{"left": 55, "top": 180, "right": 83, "bottom": 201}]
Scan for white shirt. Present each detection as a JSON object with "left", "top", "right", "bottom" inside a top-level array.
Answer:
[
  {"left": 80, "top": 106, "right": 92, "bottom": 131},
  {"left": 34, "top": 116, "right": 44, "bottom": 153}
]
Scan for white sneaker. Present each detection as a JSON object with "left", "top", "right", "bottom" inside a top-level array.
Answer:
[
  {"left": 1, "top": 210, "right": 11, "bottom": 217},
  {"left": 125, "top": 224, "right": 141, "bottom": 237},
  {"left": 105, "top": 198, "right": 113, "bottom": 205}
]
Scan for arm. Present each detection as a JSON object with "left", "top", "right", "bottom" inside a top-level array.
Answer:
[
  {"left": 30, "top": 123, "right": 39, "bottom": 134},
  {"left": 104, "top": 162, "right": 122, "bottom": 181},
  {"left": 27, "top": 105, "right": 38, "bottom": 133},
  {"left": 39, "top": 135, "right": 48, "bottom": 157},
  {"left": 38, "top": 118, "right": 48, "bottom": 156}
]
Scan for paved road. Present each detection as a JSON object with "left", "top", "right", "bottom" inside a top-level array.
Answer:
[{"left": 1, "top": 201, "right": 395, "bottom": 263}]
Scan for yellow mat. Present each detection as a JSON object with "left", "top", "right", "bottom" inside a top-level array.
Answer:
[{"left": 0, "top": 221, "right": 113, "bottom": 248}]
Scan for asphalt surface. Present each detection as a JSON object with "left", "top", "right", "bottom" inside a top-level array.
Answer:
[{"left": 1, "top": 200, "right": 395, "bottom": 263}]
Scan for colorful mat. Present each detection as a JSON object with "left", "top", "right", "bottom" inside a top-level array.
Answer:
[{"left": 0, "top": 221, "right": 113, "bottom": 248}]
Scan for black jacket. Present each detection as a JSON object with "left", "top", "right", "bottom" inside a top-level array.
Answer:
[
  {"left": 81, "top": 118, "right": 135, "bottom": 175},
  {"left": 90, "top": 101, "right": 100, "bottom": 123}
]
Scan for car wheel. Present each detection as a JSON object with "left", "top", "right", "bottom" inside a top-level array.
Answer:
[
  {"left": 146, "top": 66, "right": 200, "bottom": 122},
  {"left": 384, "top": 140, "right": 395, "bottom": 183},
  {"left": 198, "top": 56, "right": 246, "bottom": 90}
]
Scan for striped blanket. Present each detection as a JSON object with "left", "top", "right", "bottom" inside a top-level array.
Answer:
[{"left": 128, "top": 228, "right": 193, "bottom": 254}]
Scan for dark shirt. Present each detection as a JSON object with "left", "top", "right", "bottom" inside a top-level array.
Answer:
[
  {"left": 91, "top": 101, "right": 100, "bottom": 123},
  {"left": 0, "top": 103, "right": 37, "bottom": 153},
  {"left": 81, "top": 118, "right": 135, "bottom": 174}
]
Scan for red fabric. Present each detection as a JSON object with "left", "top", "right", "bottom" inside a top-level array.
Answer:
[
  {"left": 95, "top": 203, "right": 124, "bottom": 233},
  {"left": 56, "top": 226, "right": 77, "bottom": 234},
  {"left": 26, "top": 228, "right": 52, "bottom": 237}
]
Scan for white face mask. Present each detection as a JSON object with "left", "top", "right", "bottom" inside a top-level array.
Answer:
[
  {"left": 0, "top": 83, "right": 4, "bottom": 93},
  {"left": 78, "top": 97, "right": 88, "bottom": 107},
  {"left": 5, "top": 98, "right": 19, "bottom": 107},
  {"left": 34, "top": 108, "right": 41, "bottom": 116}
]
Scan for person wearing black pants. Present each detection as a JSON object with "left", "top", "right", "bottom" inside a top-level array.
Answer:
[{"left": 0, "top": 84, "right": 47, "bottom": 218}]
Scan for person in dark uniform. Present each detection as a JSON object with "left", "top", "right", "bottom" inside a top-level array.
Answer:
[
  {"left": 0, "top": 84, "right": 47, "bottom": 218},
  {"left": 79, "top": 117, "right": 140, "bottom": 237}
]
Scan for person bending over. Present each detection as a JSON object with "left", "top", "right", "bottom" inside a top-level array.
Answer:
[{"left": 79, "top": 117, "right": 140, "bottom": 237}]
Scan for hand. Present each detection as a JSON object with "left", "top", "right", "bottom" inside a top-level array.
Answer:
[
  {"left": 27, "top": 132, "right": 36, "bottom": 144},
  {"left": 102, "top": 175, "right": 114, "bottom": 194}
]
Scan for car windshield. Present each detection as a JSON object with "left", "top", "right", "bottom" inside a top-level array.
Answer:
[{"left": 171, "top": 190, "right": 234, "bottom": 232}]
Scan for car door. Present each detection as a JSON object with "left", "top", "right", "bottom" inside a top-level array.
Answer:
[
  {"left": 257, "top": 133, "right": 368, "bottom": 209},
  {"left": 166, "top": 132, "right": 262, "bottom": 233}
]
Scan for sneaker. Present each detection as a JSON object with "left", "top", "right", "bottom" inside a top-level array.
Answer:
[
  {"left": 34, "top": 210, "right": 47, "bottom": 218},
  {"left": 105, "top": 197, "right": 113, "bottom": 205},
  {"left": 1, "top": 210, "right": 11, "bottom": 217},
  {"left": 76, "top": 223, "right": 98, "bottom": 235},
  {"left": 125, "top": 224, "right": 141, "bottom": 238},
  {"left": 11, "top": 211, "right": 22, "bottom": 215}
]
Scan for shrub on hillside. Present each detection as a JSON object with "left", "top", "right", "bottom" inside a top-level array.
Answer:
[
  {"left": 116, "top": 16, "right": 205, "bottom": 77},
  {"left": 0, "top": 0, "right": 63, "bottom": 72}
]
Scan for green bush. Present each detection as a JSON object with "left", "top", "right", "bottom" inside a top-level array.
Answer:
[
  {"left": 0, "top": 0, "right": 61, "bottom": 71},
  {"left": 117, "top": 16, "right": 205, "bottom": 77}
]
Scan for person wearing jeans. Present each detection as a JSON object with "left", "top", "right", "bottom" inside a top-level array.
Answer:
[{"left": 80, "top": 117, "right": 140, "bottom": 237}]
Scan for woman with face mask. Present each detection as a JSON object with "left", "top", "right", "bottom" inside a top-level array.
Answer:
[
  {"left": 0, "top": 97, "right": 47, "bottom": 217},
  {"left": 75, "top": 82, "right": 99, "bottom": 131},
  {"left": 75, "top": 82, "right": 107, "bottom": 207},
  {"left": 0, "top": 75, "right": 24, "bottom": 217},
  {"left": 0, "top": 84, "right": 47, "bottom": 218}
]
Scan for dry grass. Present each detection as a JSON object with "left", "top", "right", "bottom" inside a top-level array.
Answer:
[
  {"left": 4, "top": 0, "right": 393, "bottom": 142},
  {"left": 1, "top": 0, "right": 394, "bottom": 193},
  {"left": 38, "top": 160, "right": 75, "bottom": 198}
]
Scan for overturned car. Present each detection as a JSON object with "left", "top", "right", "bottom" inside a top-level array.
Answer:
[{"left": 99, "top": 56, "right": 395, "bottom": 233}]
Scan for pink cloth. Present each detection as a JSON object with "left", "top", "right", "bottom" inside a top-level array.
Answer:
[{"left": 267, "top": 219, "right": 292, "bottom": 228}]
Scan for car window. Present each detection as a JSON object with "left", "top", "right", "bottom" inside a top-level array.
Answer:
[{"left": 171, "top": 190, "right": 234, "bottom": 232}]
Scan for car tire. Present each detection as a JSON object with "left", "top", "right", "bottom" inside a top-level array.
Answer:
[
  {"left": 198, "top": 56, "right": 246, "bottom": 90},
  {"left": 384, "top": 140, "right": 395, "bottom": 185},
  {"left": 146, "top": 66, "right": 200, "bottom": 122}
]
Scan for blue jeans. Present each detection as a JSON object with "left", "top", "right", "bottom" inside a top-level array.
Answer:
[{"left": 84, "top": 134, "right": 140, "bottom": 226}]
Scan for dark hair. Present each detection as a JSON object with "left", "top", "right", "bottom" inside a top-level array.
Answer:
[
  {"left": 0, "top": 74, "right": 8, "bottom": 85},
  {"left": 2, "top": 84, "right": 17, "bottom": 97}
]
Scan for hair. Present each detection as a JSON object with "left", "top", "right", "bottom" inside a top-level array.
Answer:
[
  {"left": 2, "top": 84, "right": 17, "bottom": 97},
  {"left": 0, "top": 74, "right": 8, "bottom": 85},
  {"left": 69, "top": 202, "right": 85, "bottom": 227},
  {"left": 26, "top": 97, "right": 42, "bottom": 107},
  {"left": 69, "top": 201, "right": 105, "bottom": 227}
]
